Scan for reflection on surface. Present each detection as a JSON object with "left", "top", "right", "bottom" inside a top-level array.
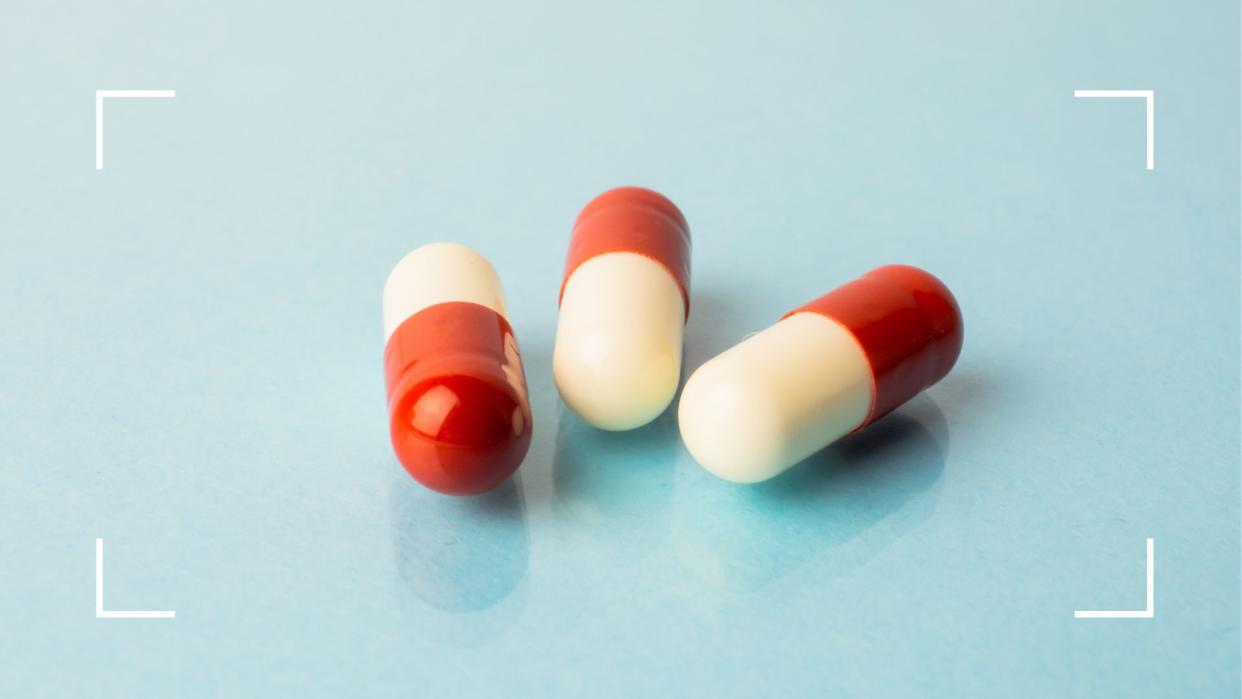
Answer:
[
  {"left": 389, "top": 476, "right": 528, "bottom": 646},
  {"left": 552, "top": 405, "right": 678, "bottom": 523},
  {"left": 671, "top": 397, "right": 948, "bottom": 593}
]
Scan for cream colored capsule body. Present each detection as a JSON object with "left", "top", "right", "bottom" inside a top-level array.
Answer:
[
  {"left": 677, "top": 313, "right": 873, "bottom": 483},
  {"left": 382, "top": 242, "right": 508, "bottom": 341},
  {"left": 555, "top": 253, "right": 686, "bottom": 430}
]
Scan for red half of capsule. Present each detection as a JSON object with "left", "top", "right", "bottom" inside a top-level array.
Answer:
[
  {"left": 560, "top": 186, "right": 692, "bottom": 316},
  {"left": 383, "top": 301, "right": 533, "bottom": 496},
  {"left": 785, "top": 265, "right": 964, "bottom": 428}
]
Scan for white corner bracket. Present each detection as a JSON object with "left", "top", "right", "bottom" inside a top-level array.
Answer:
[
  {"left": 95, "top": 538, "right": 175, "bottom": 619},
  {"left": 95, "top": 89, "right": 176, "bottom": 170},
  {"left": 1072, "top": 89, "right": 1155, "bottom": 170},
  {"left": 1074, "top": 538, "right": 1154, "bottom": 619}
]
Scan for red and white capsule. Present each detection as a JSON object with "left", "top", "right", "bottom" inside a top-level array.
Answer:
[
  {"left": 678, "top": 265, "right": 963, "bottom": 483},
  {"left": 382, "top": 243, "right": 533, "bottom": 495},
  {"left": 554, "top": 187, "right": 691, "bottom": 430}
]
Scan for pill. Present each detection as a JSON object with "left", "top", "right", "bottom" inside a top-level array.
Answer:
[
  {"left": 382, "top": 242, "right": 533, "bottom": 495},
  {"left": 678, "top": 265, "right": 962, "bottom": 484},
  {"left": 554, "top": 187, "right": 691, "bottom": 431}
]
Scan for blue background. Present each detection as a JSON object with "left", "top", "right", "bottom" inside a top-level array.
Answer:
[{"left": 1, "top": 1, "right": 1238, "bottom": 696}]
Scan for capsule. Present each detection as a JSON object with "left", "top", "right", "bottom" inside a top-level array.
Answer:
[
  {"left": 678, "top": 265, "right": 963, "bottom": 484},
  {"left": 554, "top": 187, "right": 691, "bottom": 431},
  {"left": 382, "top": 243, "right": 532, "bottom": 495}
]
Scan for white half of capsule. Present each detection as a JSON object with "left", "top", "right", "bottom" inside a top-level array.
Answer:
[
  {"left": 677, "top": 312, "right": 875, "bottom": 484},
  {"left": 554, "top": 252, "right": 685, "bottom": 431},
  {"left": 382, "top": 242, "right": 509, "bottom": 342}
]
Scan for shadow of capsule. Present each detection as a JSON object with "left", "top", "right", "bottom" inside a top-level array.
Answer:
[
  {"left": 670, "top": 396, "right": 948, "bottom": 593},
  {"left": 389, "top": 476, "right": 529, "bottom": 646},
  {"left": 552, "top": 405, "right": 678, "bottom": 521}
]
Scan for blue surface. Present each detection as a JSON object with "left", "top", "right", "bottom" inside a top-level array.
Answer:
[{"left": 1, "top": 1, "right": 1239, "bottom": 696}]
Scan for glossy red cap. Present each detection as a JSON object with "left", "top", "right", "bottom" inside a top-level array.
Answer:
[
  {"left": 786, "top": 265, "right": 963, "bottom": 428},
  {"left": 560, "top": 186, "right": 692, "bottom": 316},
  {"left": 383, "top": 302, "right": 532, "bottom": 495}
]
